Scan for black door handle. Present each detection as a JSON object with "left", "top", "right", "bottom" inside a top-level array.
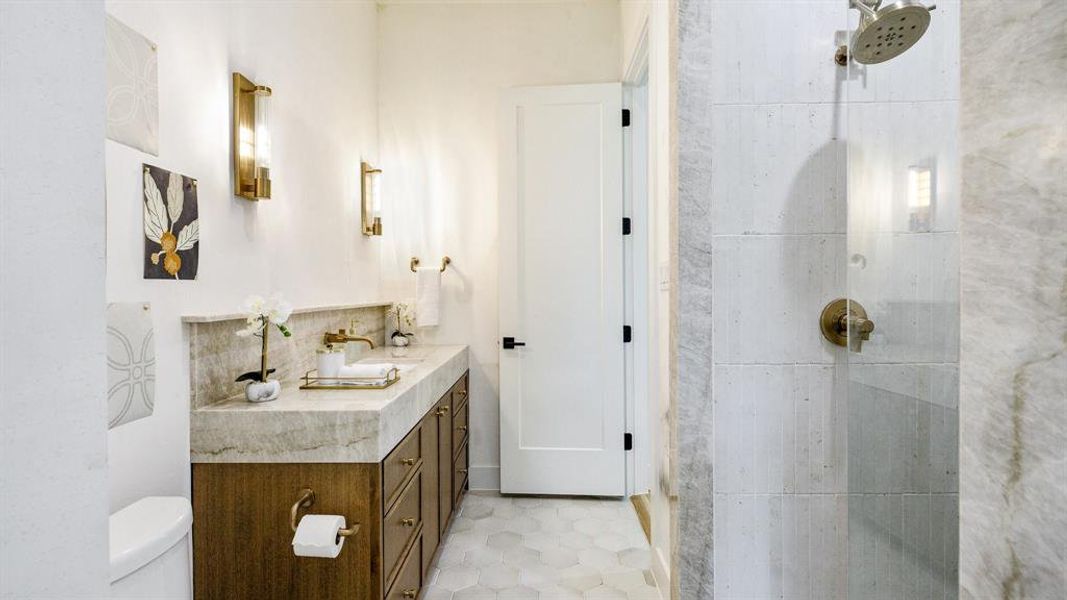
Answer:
[{"left": 502, "top": 337, "right": 526, "bottom": 349}]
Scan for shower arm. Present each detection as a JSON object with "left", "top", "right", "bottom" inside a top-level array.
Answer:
[{"left": 851, "top": 0, "right": 880, "bottom": 20}]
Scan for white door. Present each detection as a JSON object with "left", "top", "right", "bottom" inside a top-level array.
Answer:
[{"left": 498, "top": 83, "right": 625, "bottom": 496}]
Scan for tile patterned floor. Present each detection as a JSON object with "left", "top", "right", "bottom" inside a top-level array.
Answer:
[{"left": 423, "top": 492, "right": 661, "bottom": 600}]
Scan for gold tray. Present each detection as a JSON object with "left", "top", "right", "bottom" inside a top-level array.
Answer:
[{"left": 298, "top": 367, "right": 400, "bottom": 390}]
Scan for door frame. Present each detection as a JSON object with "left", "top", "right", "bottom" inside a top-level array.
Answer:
[{"left": 623, "top": 30, "right": 652, "bottom": 498}]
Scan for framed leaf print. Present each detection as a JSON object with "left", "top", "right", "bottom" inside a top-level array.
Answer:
[{"left": 143, "top": 164, "right": 199, "bottom": 280}]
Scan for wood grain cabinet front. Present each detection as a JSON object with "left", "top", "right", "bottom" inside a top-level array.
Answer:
[{"left": 191, "top": 370, "right": 470, "bottom": 600}]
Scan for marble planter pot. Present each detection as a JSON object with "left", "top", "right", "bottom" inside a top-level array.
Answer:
[{"left": 245, "top": 379, "right": 281, "bottom": 403}]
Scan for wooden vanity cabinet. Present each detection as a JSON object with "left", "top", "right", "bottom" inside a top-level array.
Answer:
[{"left": 192, "top": 370, "right": 470, "bottom": 600}]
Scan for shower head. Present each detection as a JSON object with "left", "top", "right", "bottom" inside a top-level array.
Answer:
[{"left": 850, "top": 0, "right": 935, "bottom": 64}]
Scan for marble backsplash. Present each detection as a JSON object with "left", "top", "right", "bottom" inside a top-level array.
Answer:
[{"left": 188, "top": 304, "right": 388, "bottom": 409}]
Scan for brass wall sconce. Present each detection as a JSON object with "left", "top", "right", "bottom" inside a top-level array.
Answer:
[
  {"left": 232, "top": 72, "right": 272, "bottom": 200},
  {"left": 361, "top": 161, "right": 382, "bottom": 235}
]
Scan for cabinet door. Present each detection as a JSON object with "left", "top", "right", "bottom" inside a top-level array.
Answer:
[
  {"left": 437, "top": 397, "right": 453, "bottom": 535},
  {"left": 419, "top": 405, "right": 439, "bottom": 576}
]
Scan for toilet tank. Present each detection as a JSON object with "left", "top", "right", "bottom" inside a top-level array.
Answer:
[{"left": 109, "top": 497, "right": 192, "bottom": 599}]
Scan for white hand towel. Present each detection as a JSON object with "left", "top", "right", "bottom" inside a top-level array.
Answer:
[
  {"left": 415, "top": 266, "right": 441, "bottom": 327},
  {"left": 338, "top": 363, "right": 396, "bottom": 379}
]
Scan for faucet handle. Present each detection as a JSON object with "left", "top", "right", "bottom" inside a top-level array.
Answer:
[{"left": 847, "top": 315, "right": 875, "bottom": 352}]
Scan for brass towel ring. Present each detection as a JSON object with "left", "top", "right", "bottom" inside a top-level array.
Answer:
[
  {"left": 290, "top": 488, "right": 360, "bottom": 538},
  {"left": 410, "top": 256, "right": 451, "bottom": 273}
]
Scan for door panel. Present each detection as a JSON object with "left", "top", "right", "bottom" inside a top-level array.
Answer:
[{"left": 498, "top": 83, "right": 625, "bottom": 496}]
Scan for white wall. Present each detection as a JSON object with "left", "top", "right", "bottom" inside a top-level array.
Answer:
[
  {"left": 0, "top": 1, "right": 111, "bottom": 596},
  {"left": 377, "top": 0, "right": 621, "bottom": 491},
  {"left": 104, "top": 1, "right": 382, "bottom": 511}
]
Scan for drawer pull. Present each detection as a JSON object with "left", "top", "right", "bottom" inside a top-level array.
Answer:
[
  {"left": 402, "top": 590, "right": 418, "bottom": 599},
  {"left": 436, "top": 405, "right": 450, "bottom": 416},
  {"left": 457, "top": 425, "right": 468, "bottom": 432},
  {"left": 459, "top": 390, "right": 468, "bottom": 398},
  {"left": 456, "top": 468, "right": 468, "bottom": 475},
  {"left": 400, "top": 457, "right": 416, "bottom": 466},
  {"left": 401, "top": 517, "right": 417, "bottom": 527}
]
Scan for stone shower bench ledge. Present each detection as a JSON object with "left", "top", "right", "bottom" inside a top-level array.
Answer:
[{"left": 190, "top": 344, "right": 468, "bottom": 464}]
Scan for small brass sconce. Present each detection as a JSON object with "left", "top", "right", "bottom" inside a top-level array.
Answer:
[
  {"left": 232, "top": 72, "right": 272, "bottom": 200},
  {"left": 361, "top": 161, "right": 383, "bottom": 236}
]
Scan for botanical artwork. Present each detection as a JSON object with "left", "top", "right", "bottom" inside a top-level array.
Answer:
[
  {"left": 143, "top": 164, "right": 199, "bottom": 279},
  {"left": 105, "top": 14, "right": 159, "bottom": 155},
  {"left": 107, "top": 302, "right": 155, "bottom": 428}
]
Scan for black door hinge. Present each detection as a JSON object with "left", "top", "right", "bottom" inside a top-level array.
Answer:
[
  {"left": 622, "top": 109, "right": 631, "bottom": 127},
  {"left": 624, "top": 433, "right": 633, "bottom": 451},
  {"left": 623, "top": 325, "right": 632, "bottom": 343},
  {"left": 622, "top": 217, "right": 632, "bottom": 235}
]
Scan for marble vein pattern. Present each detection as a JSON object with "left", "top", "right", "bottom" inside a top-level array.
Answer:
[
  {"left": 676, "top": 0, "right": 717, "bottom": 597},
  {"left": 188, "top": 305, "right": 386, "bottom": 409},
  {"left": 960, "top": 0, "right": 1067, "bottom": 598},
  {"left": 190, "top": 345, "right": 468, "bottom": 463},
  {"left": 424, "top": 493, "right": 661, "bottom": 600}
]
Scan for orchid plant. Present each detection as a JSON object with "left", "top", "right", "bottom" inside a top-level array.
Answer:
[
  {"left": 386, "top": 302, "right": 416, "bottom": 345},
  {"left": 234, "top": 294, "right": 293, "bottom": 383}
]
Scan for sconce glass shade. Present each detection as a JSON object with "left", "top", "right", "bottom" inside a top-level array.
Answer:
[
  {"left": 232, "top": 72, "right": 272, "bottom": 200},
  {"left": 254, "top": 89, "right": 271, "bottom": 173},
  {"left": 361, "top": 161, "right": 383, "bottom": 236}
]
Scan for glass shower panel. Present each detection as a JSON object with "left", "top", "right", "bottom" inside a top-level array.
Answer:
[{"left": 845, "top": 3, "right": 961, "bottom": 598}]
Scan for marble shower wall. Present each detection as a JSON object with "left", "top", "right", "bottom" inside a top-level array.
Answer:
[
  {"left": 959, "top": 1, "right": 1067, "bottom": 598},
  {"left": 187, "top": 305, "right": 387, "bottom": 409},
  {"left": 677, "top": 1, "right": 962, "bottom": 598}
]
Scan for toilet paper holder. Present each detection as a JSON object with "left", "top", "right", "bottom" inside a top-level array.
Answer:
[{"left": 290, "top": 488, "right": 360, "bottom": 538}]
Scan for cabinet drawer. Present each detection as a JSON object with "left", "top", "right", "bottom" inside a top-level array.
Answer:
[
  {"left": 452, "top": 402, "right": 469, "bottom": 453},
  {"left": 385, "top": 535, "right": 422, "bottom": 600},
  {"left": 383, "top": 472, "right": 422, "bottom": 586},
  {"left": 453, "top": 442, "right": 468, "bottom": 507},
  {"left": 383, "top": 425, "right": 422, "bottom": 511}
]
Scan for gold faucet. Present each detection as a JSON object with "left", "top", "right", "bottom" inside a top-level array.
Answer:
[{"left": 323, "top": 329, "right": 375, "bottom": 349}]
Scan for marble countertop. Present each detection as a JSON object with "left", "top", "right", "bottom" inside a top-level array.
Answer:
[{"left": 190, "top": 345, "right": 469, "bottom": 464}]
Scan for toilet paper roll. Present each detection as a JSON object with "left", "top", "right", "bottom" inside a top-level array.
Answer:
[{"left": 292, "top": 514, "right": 345, "bottom": 558}]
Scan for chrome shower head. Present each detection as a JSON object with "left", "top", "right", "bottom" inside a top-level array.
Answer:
[{"left": 850, "top": 0, "right": 935, "bottom": 64}]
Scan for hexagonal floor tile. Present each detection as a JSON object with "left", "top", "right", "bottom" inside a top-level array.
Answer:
[
  {"left": 540, "top": 546, "right": 579, "bottom": 569},
  {"left": 584, "top": 584, "right": 628, "bottom": 600},
  {"left": 420, "top": 584, "right": 455, "bottom": 600},
  {"left": 454, "top": 584, "right": 498, "bottom": 600},
  {"left": 465, "top": 546, "right": 504, "bottom": 568},
  {"left": 502, "top": 545, "right": 541, "bottom": 568},
  {"left": 557, "top": 564, "right": 603, "bottom": 592},
  {"left": 577, "top": 548, "right": 619, "bottom": 570},
  {"left": 519, "top": 563, "right": 561, "bottom": 591},
  {"left": 487, "top": 531, "right": 524, "bottom": 549},
  {"left": 602, "top": 570, "right": 648, "bottom": 591},
  {"left": 497, "top": 585, "right": 539, "bottom": 600},
  {"left": 536, "top": 585, "right": 584, "bottom": 600},
  {"left": 504, "top": 516, "right": 541, "bottom": 535},
  {"left": 522, "top": 532, "right": 559, "bottom": 553},
  {"left": 479, "top": 563, "right": 522, "bottom": 590},
  {"left": 617, "top": 548, "right": 651, "bottom": 570},
  {"left": 573, "top": 518, "right": 609, "bottom": 537},
  {"left": 558, "top": 531, "right": 594, "bottom": 550},
  {"left": 438, "top": 565, "right": 481, "bottom": 591},
  {"left": 593, "top": 533, "right": 630, "bottom": 553},
  {"left": 626, "top": 585, "right": 661, "bottom": 600},
  {"left": 462, "top": 503, "right": 494, "bottom": 520}
]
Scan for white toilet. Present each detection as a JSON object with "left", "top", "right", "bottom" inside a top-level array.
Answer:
[{"left": 109, "top": 496, "right": 193, "bottom": 598}]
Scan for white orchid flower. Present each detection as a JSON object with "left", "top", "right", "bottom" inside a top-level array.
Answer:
[
  {"left": 242, "top": 295, "right": 266, "bottom": 315},
  {"left": 267, "top": 296, "right": 293, "bottom": 325}
]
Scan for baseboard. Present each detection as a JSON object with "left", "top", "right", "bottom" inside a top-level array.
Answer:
[
  {"left": 468, "top": 465, "right": 499, "bottom": 491},
  {"left": 630, "top": 493, "right": 652, "bottom": 544}
]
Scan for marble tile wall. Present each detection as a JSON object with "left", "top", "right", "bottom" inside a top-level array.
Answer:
[
  {"left": 678, "top": 0, "right": 962, "bottom": 597},
  {"left": 959, "top": 1, "right": 1067, "bottom": 598},
  {"left": 188, "top": 305, "right": 387, "bottom": 409}
]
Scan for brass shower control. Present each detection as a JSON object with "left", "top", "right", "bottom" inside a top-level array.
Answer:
[{"left": 820, "top": 298, "right": 875, "bottom": 352}]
